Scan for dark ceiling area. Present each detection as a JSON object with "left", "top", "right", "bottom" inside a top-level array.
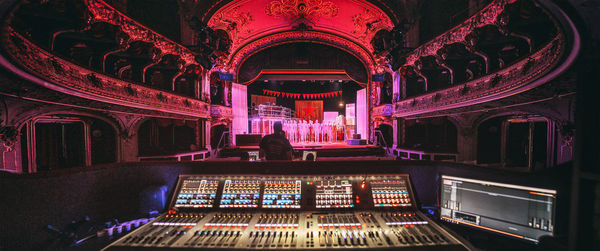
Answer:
[
  {"left": 238, "top": 42, "right": 368, "bottom": 84},
  {"left": 122, "top": 0, "right": 485, "bottom": 47}
]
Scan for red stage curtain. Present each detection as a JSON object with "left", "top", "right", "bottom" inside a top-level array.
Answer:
[{"left": 295, "top": 100, "right": 323, "bottom": 122}]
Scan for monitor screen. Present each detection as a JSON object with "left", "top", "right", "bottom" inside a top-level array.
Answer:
[{"left": 440, "top": 175, "right": 556, "bottom": 243}]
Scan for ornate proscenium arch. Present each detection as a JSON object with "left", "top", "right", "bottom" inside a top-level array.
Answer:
[{"left": 228, "top": 30, "right": 377, "bottom": 84}]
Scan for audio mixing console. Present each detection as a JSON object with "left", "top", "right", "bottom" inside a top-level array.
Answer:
[{"left": 103, "top": 174, "right": 470, "bottom": 250}]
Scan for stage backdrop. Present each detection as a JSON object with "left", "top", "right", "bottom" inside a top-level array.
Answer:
[{"left": 295, "top": 100, "right": 323, "bottom": 122}]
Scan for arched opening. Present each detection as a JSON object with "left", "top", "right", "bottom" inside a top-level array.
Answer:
[
  {"left": 402, "top": 67, "right": 427, "bottom": 98},
  {"left": 173, "top": 65, "right": 201, "bottom": 98},
  {"left": 144, "top": 54, "right": 181, "bottom": 91},
  {"left": 477, "top": 116, "right": 503, "bottom": 164},
  {"left": 52, "top": 22, "right": 120, "bottom": 70},
  {"left": 239, "top": 42, "right": 367, "bottom": 144},
  {"left": 477, "top": 115, "right": 551, "bottom": 170},
  {"left": 35, "top": 121, "right": 85, "bottom": 171},
  {"left": 19, "top": 114, "right": 118, "bottom": 172},
  {"left": 402, "top": 117, "right": 457, "bottom": 153},
  {"left": 104, "top": 41, "right": 156, "bottom": 82},
  {"left": 90, "top": 118, "right": 117, "bottom": 165},
  {"left": 138, "top": 118, "right": 197, "bottom": 156}
]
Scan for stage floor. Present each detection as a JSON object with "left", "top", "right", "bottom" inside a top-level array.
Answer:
[{"left": 236, "top": 142, "right": 376, "bottom": 149}]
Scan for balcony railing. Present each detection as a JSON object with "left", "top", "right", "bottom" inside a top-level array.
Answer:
[
  {"left": 393, "top": 0, "right": 580, "bottom": 117},
  {"left": 2, "top": 27, "right": 210, "bottom": 118},
  {"left": 138, "top": 150, "right": 211, "bottom": 162},
  {"left": 210, "top": 104, "right": 233, "bottom": 119},
  {"left": 403, "top": 0, "right": 508, "bottom": 67},
  {"left": 85, "top": 0, "right": 197, "bottom": 66},
  {"left": 394, "top": 34, "right": 564, "bottom": 117},
  {"left": 372, "top": 104, "right": 394, "bottom": 117},
  {"left": 250, "top": 104, "right": 295, "bottom": 119},
  {"left": 393, "top": 148, "right": 458, "bottom": 162}
]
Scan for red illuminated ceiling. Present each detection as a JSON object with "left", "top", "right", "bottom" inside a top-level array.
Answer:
[{"left": 207, "top": 0, "right": 393, "bottom": 68}]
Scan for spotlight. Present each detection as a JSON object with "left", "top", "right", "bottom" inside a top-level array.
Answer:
[{"left": 339, "top": 102, "right": 344, "bottom": 107}]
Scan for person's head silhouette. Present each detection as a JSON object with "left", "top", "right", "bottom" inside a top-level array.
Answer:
[
  {"left": 260, "top": 121, "right": 293, "bottom": 160},
  {"left": 273, "top": 121, "right": 283, "bottom": 135}
]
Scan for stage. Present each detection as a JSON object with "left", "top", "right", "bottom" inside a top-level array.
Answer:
[
  {"left": 219, "top": 142, "right": 386, "bottom": 159},
  {"left": 238, "top": 142, "right": 375, "bottom": 150}
]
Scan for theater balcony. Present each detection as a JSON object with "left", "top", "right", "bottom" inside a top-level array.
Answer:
[{"left": 385, "top": 0, "right": 580, "bottom": 172}]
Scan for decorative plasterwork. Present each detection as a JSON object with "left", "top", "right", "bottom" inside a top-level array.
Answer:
[
  {"left": 265, "top": 0, "right": 338, "bottom": 20},
  {"left": 403, "top": 0, "right": 507, "bottom": 67},
  {"left": 207, "top": 6, "right": 254, "bottom": 48},
  {"left": 394, "top": 35, "right": 564, "bottom": 117},
  {"left": 210, "top": 104, "right": 233, "bottom": 119},
  {"left": 227, "top": 30, "right": 375, "bottom": 83},
  {"left": 372, "top": 104, "right": 394, "bottom": 117},
  {"left": 207, "top": 0, "right": 393, "bottom": 59},
  {"left": 85, "top": 0, "right": 198, "bottom": 66},
  {"left": 3, "top": 27, "right": 210, "bottom": 118},
  {"left": 351, "top": 8, "right": 393, "bottom": 43}
]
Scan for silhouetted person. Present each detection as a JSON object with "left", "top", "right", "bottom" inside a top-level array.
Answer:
[
  {"left": 305, "top": 153, "right": 315, "bottom": 161},
  {"left": 259, "top": 122, "right": 293, "bottom": 160}
]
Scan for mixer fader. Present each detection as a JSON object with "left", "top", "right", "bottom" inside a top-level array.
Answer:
[{"left": 103, "top": 174, "right": 470, "bottom": 250}]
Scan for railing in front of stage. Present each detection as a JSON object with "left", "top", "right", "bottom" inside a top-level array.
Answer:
[
  {"left": 138, "top": 150, "right": 211, "bottom": 162},
  {"left": 392, "top": 148, "right": 458, "bottom": 162},
  {"left": 249, "top": 104, "right": 295, "bottom": 119}
]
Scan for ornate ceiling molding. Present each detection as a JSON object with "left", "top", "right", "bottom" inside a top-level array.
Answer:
[
  {"left": 225, "top": 30, "right": 376, "bottom": 83},
  {"left": 351, "top": 7, "right": 393, "bottom": 43},
  {"left": 265, "top": 0, "right": 339, "bottom": 20},
  {"left": 207, "top": 0, "right": 393, "bottom": 60},
  {"left": 207, "top": 6, "right": 255, "bottom": 49}
]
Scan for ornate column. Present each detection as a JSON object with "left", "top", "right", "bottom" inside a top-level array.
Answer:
[
  {"left": 224, "top": 82, "right": 232, "bottom": 107},
  {"left": 194, "top": 119, "right": 202, "bottom": 149},
  {"left": 392, "top": 71, "right": 400, "bottom": 102},
  {"left": 205, "top": 120, "right": 211, "bottom": 151},
  {"left": 375, "top": 81, "right": 382, "bottom": 106},
  {"left": 112, "top": 114, "right": 145, "bottom": 162},
  {"left": 392, "top": 119, "right": 398, "bottom": 149},
  {"left": 201, "top": 69, "right": 211, "bottom": 102},
  {"left": 450, "top": 114, "right": 478, "bottom": 164}
]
